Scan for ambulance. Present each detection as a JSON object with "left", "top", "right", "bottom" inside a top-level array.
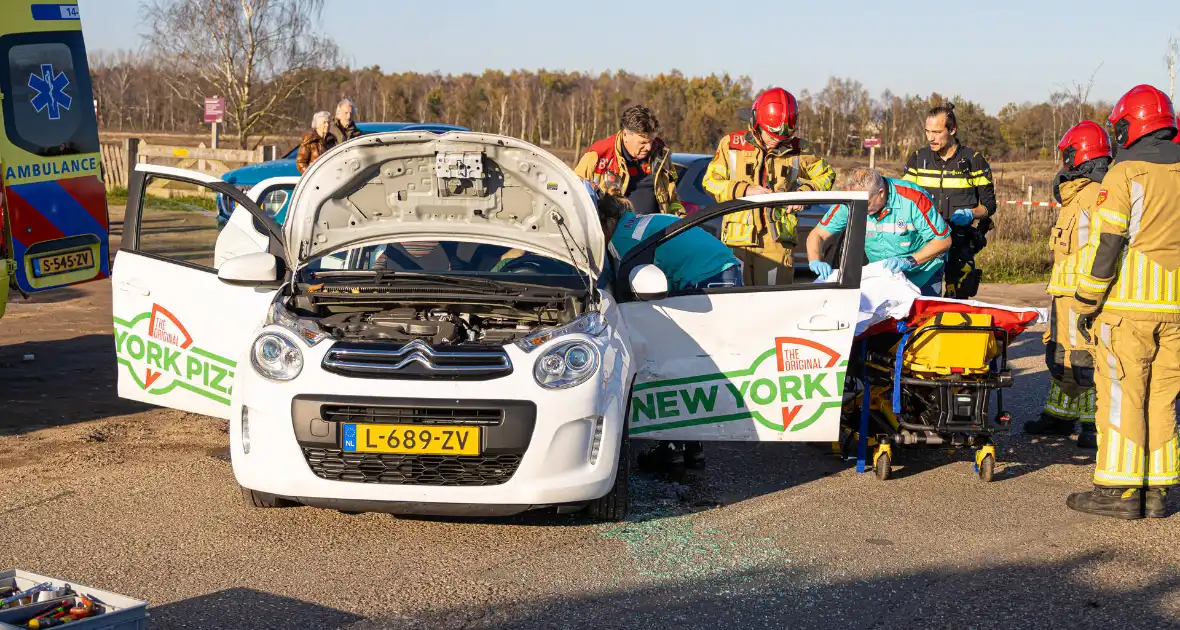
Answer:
[{"left": 0, "top": 0, "right": 108, "bottom": 318}]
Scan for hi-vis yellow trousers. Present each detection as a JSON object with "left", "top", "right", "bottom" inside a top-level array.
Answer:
[
  {"left": 1092, "top": 314, "right": 1180, "bottom": 488},
  {"left": 734, "top": 230, "right": 794, "bottom": 287},
  {"left": 1044, "top": 381, "right": 1096, "bottom": 422}
]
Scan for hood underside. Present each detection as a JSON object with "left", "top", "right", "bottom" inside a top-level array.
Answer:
[{"left": 285, "top": 131, "right": 604, "bottom": 276}]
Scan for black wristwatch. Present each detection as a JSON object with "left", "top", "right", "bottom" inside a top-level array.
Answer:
[{"left": 905, "top": 255, "right": 917, "bottom": 267}]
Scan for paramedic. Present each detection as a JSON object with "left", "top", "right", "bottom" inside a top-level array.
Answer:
[
  {"left": 806, "top": 168, "right": 950, "bottom": 296},
  {"left": 901, "top": 102, "right": 996, "bottom": 299},
  {"left": 1024, "top": 121, "right": 1110, "bottom": 449},
  {"left": 1067, "top": 84, "right": 1180, "bottom": 520},
  {"left": 574, "top": 105, "right": 685, "bottom": 216},
  {"left": 596, "top": 186, "right": 742, "bottom": 471},
  {"left": 702, "top": 87, "right": 836, "bottom": 286}
]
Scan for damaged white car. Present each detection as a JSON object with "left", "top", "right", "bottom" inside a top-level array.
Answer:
[{"left": 111, "top": 131, "right": 869, "bottom": 521}]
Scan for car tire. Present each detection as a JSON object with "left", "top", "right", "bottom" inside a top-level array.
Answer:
[
  {"left": 585, "top": 428, "right": 630, "bottom": 522},
  {"left": 240, "top": 487, "right": 295, "bottom": 509}
]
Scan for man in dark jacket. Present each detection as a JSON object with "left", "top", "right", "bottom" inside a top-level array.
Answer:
[
  {"left": 901, "top": 102, "right": 997, "bottom": 299},
  {"left": 328, "top": 99, "right": 361, "bottom": 145}
]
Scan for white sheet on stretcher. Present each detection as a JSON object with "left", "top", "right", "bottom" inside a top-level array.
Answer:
[{"left": 814, "top": 262, "right": 1049, "bottom": 336}]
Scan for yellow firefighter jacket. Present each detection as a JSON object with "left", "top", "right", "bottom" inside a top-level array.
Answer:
[
  {"left": 1075, "top": 138, "right": 1180, "bottom": 321},
  {"left": 573, "top": 133, "right": 684, "bottom": 216},
  {"left": 702, "top": 131, "right": 835, "bottom": 247},
  {"left": 1047, "top": 178, "right": 1102, "bottom": 297}
]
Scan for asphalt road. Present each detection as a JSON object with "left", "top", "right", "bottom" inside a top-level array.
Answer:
[{"left": 0, "top": 225, "right": 1177, "bottom": 628}]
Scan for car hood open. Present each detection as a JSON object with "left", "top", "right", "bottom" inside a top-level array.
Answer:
[{"left": 284, "top": 131, "right": 604, "bottom": 277}]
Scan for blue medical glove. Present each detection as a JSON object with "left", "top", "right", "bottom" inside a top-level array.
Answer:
[
  {"left": 808, "top": 260, "right": 833, "bottom": 280},
  {"left": 949, "top": 208, "right": 975, "bottom": 226},
  {"left": 882, "top": 256, "right": 916, "bottom": 273}
]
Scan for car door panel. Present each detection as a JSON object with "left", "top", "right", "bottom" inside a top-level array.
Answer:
[
  {"left": 616, "top": 193, "right": 868, "bottom": 443},
  {"left": 113, "top": 164, "right": 285, "bottom": 419}
]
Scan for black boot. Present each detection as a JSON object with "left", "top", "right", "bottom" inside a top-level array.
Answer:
[
  {"left": 1146, "top": 488, "right": 1168, "bottom": 518},
  {"left": 638, "top": 441, "right": 683, "bottom": 471},
  {"left": 683, "top": 441, "right": 705, "bottom": 469},
  {"left": 1066, "top": 486, "right": 1144, "bottom": 519},
  {"left": 1077, "top": 422, "right": 1098, "bottom": 449},
  {"left": 1025, "top": 412, "right": 1077, "bottom": 436}
]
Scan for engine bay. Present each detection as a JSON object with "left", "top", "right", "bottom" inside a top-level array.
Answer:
[{"left": 288, "top": 278, "right": 587, "bottom": 346}]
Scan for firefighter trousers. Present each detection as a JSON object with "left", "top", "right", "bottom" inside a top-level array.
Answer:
[
  {"left": 733, "top": 230, "right": 794, "bottom": 286},
  {"left": 1043, "top": 296, "right": 1096, "bottom": 422},
  {"left": 1092, "top": 314, "right": 1180, "bottom": 488}
]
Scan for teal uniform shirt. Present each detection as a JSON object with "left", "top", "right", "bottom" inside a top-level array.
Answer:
[
  {"left": 609, "top": 212, "right": 739, "bottom": 292},
  {"left": 819, "top": 177, "right": 950, "bottom": 289}
]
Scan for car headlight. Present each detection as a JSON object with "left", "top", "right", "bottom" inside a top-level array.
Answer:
[
  {"left": 534, "top": 340, "right": 600, "bottom": 389},
  {"left": 266, "top": 301, "right": 327, "bottom": 346},
  {"left": 251, "top": 332, "right": 303, "bottom": 381},
  {"left": 516, "top": 311, "right": 606, "bottom": 353}
]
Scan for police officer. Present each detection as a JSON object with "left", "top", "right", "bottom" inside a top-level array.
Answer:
[
  {"left": 574, "top": 105, "right": 684, "bottom": 217},
  {"left": 901, "top": 102, "right": 997, "bottom": 299},
  {"left": 1067, "top": 84, "right": 1180, "bottom": 520},
  {"left": 702, "top": 87, "right": 835, "bottom": 286},
  {"left": 1024, "top": 121, "right": 1110, "bottom": 449},
  {"left": 805, "top": 168, "right": 950, "bottom": 296}
]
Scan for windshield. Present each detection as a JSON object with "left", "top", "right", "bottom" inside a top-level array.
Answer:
[{"left": 303, "top": 240, "right": 587, "bottom": 285}]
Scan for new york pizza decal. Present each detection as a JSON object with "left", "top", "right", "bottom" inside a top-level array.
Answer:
[
  {"left": 113, "top": 304, "right": 236, "bottom": 405},
  {"left": 629, "top": 337, "right": 847, "bottom": 436}
]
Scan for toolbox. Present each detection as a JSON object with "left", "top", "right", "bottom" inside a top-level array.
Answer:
[{"left": 0, "top": 570, "right": 148, "bottom": 629}]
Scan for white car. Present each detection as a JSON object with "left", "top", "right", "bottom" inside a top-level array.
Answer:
[{"left": 111, "top": 131, "right": 869, "bottom": 521}]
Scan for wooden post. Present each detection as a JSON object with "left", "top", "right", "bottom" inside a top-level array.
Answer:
[
  {"left": 211, "top": 121, "right": 220, "bottom": 149},
  {"left": 263, "top": 145, "right": 277, "bottom": 161},
  {"left": 574, "top": 127, "right": 583, "bottom": 161},
  {"left": 868, "top": 145, "right": 876, "bottom": 170},
  {"left": 1027, "top": 185, "right": 1033, "bottom": 203},
  {"left": 123, "top": 137, "right": 139, "bottom": 192}
]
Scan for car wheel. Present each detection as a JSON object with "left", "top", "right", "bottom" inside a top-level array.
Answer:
[
  {"left": 240, "top": 487, "right": 295, "bottom": 509},
  {"left": 585, "top": 428, "right": 630, "bottom": 522}
]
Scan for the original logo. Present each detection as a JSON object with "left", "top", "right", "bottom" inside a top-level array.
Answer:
[
  {"left": 629, "top": 337, "right": 846, "bottom": 436},
  {"left": 28, "top": 63, "right": 72, "bottom": 121},
  {"left": 113, "top": 304, "right": 236, "bottom": 405}
]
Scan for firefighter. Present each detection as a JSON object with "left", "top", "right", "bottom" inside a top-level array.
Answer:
[
  {"left": 574, "top": 105, "right": 684, "bottom": 217},
  {"left": 1024, "top": 121, "right": 1110, "bottom": 449},
  {"left": 702, "top": 87, "right": 835, "bottom": 286},
  {"left": 1067, "top": 84, "right": 1180, "bottom": 520},
  {"left": 901, "top": 102, "right": 997, "bottom": 299}
]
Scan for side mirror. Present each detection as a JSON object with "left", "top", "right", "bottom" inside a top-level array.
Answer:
[
  {"left": 629, "top": 264, "right": 668, "bottom": 301},
  {"left": 218, "top": 252, "right": 280, "bottom": 285}
]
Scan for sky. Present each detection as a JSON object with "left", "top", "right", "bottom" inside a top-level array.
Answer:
[{"left": 77, "top": 0, "right": 1180, "bottom": 115}]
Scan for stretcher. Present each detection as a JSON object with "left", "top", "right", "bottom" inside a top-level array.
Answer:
[{"left": 836, "top": 297, "right": 1044, "bottom": 481}]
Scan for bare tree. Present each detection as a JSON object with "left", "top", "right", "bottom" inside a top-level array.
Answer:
[
  {"left": 1166, "top": 35, "right": 1179, "bottom": 102},
  {"left": 142, "top": 0, "right": 339, "bottom": 148}
]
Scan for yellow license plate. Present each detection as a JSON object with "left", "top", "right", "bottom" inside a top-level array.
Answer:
[
  {"left": 32, "top": 249, "right": 94, "bottom": 278},
  {"left": 342, "top": 424, "right": 481, "bottom": 455}
]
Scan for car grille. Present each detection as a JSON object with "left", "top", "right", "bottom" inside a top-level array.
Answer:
[
  {"left": 302, "top": 448, "right": 522, "bottom": 486},
  {"left": 322, "top": 340, "right": 512, "bottom": 380},
  {"left": 320, "top": 404, "right": 503, "bottom": 426}
]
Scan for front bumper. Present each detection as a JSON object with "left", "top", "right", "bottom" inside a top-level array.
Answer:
[{"left": 229, "top": 338, "right": 629, "bottom": 514}]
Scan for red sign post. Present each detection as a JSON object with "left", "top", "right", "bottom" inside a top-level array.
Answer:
[
  {"left": 204, "top": 97, "right": 225, "bottom": 148},
  {"left": 863, "top": 137, "right": 881, "bottom": 168}
]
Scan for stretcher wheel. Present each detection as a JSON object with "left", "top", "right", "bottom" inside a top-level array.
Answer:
[
  {"left": 976, "top": 454, "right": 995, "bottom": 483},
  {"left": 874, "top": 453, "right": 892, "bottom": 480}
]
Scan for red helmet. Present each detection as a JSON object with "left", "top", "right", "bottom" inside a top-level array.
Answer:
[
  {"left": 1057, "top": 120, "right": 1112, "bottom": 168},
  {"left": 1108, "top": 84, "right": 1176, "bottom": 147},
  {"left": 751, "top": 88, "right": 798, "bottom": 139}
]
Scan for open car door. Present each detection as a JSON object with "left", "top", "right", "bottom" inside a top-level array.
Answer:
[
  {"left": 615, "top": 192, "right": 867, "bottom": 443},
  {"left": 112, "top": 164, "right": 286, "bottom": 419}
]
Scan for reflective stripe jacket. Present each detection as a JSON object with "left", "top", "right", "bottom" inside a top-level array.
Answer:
[
  {"left": 573, "top": 134, "right": 684, "bottom": 216},
  {"left": 702, "top": 131, "right": 835, "bottom": 246},
  {"left": 1047, "top": 178, "right": 1101, "bottom": 297},
  {"left": 901, "top": 144, "right": 997, "bottom": 219},
  {"left": 1075, "top": 138, "right": 1180, "bottom": 321}
]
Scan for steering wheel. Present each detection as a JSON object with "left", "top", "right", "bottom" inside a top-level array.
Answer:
[{"left": 496, "top": 257, "right": 547, "bottom": 274}]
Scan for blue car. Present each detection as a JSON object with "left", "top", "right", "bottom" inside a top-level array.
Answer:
[{"left": 216, "top": 121, "right": 468, "bottom": 227}]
